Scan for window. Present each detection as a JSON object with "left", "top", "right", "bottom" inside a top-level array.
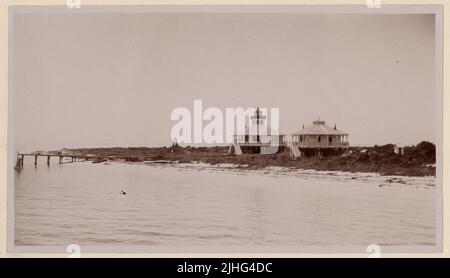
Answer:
[
  {"left": 329, "top": 136, "right": 332, "bottom": 143},
  {"left": 318, "top": 136, "right": 321, "bottom": 143}
]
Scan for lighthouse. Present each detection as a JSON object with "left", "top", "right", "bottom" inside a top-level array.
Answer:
[
  {"left": 251, "top": 107, "right": 265, "bottom": 143},
  {"left": 229, "top": 107, "right": 284, "bottom": 155}
]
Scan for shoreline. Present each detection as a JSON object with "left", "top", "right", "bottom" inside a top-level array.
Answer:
[
  {"left": 144, "top": 160, "right": 436, "bottom": 181},
  {"left": 71, "top": 159, "right": 437, "bottom": 190},
  {"left": 58, "top": 142, "right": 436, "bottom": 177}
]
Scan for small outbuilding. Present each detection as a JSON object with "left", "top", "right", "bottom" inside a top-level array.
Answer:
[{"left": 393, "top": 144, "right": 406, "bottom": 155}]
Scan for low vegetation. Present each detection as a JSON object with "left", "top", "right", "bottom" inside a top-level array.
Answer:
[{"left": 67, "top": 141, "right": 436, "bottom": 177}]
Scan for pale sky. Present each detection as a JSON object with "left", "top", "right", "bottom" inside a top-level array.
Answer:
[{"left": 12, "top": 10, "right": 436, "bottom": 152}]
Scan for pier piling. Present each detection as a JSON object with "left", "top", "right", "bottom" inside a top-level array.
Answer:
[
  {"left": 16, "top": 152, "right": 129, "bottom": 168},
  {"left": 15, "top": 155, "right": 22, "bottom": 169}
]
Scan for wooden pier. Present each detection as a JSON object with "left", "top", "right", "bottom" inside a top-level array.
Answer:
[{"left": 15, "top": 152, "right": 131, "bottom": 169}]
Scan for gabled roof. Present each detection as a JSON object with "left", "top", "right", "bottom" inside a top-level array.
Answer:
[{"left": 293, "top": 119, "right": 349, "bottom": 136}]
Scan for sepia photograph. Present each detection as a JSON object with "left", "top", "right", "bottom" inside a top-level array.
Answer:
[{"left": 7, "top": 5, "right": 442, "bottom": 254}]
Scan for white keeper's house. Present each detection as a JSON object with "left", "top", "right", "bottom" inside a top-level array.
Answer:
[{"left": 290, "top": 118, "right": 349, "bottom": 157}]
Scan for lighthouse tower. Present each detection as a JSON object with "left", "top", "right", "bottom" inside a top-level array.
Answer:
[{"left": 251, "top": 107, "right": 265, "bottom": 143}]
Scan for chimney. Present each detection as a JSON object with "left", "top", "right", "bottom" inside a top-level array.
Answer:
[{"left": 334, "top": 124, "right": 337, "bottom": 130}]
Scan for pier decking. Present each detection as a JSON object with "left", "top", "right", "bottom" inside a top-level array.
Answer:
[
  {"left": 14, "top": 151, "right": 231, "bottom": 169},
  {"left": 15, "top": 152, "right": 139, "bottom": 168}
]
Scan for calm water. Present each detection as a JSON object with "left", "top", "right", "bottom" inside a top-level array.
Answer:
[{"left": 14, "top": 159, "right": 436, "bottom": 248}]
